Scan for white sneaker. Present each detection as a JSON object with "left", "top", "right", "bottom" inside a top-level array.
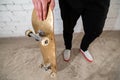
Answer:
[
  {"left": 80, "top": 49, "right": 93, "bottom": 62},
  {"left": 63, "top": 49, "right": 71, "bottom": 62}
]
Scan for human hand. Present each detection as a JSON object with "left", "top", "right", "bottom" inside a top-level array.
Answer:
[{"left": 32, "top": 0, "right": 55, "bottom": 20}]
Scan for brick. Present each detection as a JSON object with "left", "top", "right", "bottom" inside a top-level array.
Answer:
[
  {"left": 10, "top": 10, "right": 32, "bottom": 23},
  {"left": 0, "top": 4, "right": 8, "bottom": 11},
  {"left": 105, "top": 18, "right": 117, "bottom": 28},
  {"left": 21, "top": 4, "right": 33, "bottom": 10},
  {"left": 6, "top": 4, "right": 23, "bottom": 11},
  {"left": 0, "top": 22, "right": 8, "bottom": 27},
  {"left": 11, "top": 0, "right": 32, "bottom": 4},
  {"left": 0, "top": 0, "right": 31, "bottom": 5},
  {"left": 0, "top": 12, "right": 12, "bottom": 22},
  {"left": 111, "top": 0, "right": 120, "bottom": 4},
  {"left": 0, "top": 0, "right": 13, "bottom": 5},
  {"left": 107, "top": 5, "right": 118, "bottom": 18}
]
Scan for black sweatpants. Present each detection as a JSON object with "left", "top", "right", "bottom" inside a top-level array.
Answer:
[{"left": 59, "top": 0, "right": 110, "bottom": 51}]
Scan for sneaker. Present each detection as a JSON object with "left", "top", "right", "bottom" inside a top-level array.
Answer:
[
  {"left": 80, "top": 49, "right": 93, "bottom": 62},
  {"left": 63, "top": 49, "right": 71, "bottom": 62}
]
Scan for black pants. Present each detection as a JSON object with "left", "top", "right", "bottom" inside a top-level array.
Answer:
[{"left": 59, "top": 0, "right": 110, "bottom": 51}]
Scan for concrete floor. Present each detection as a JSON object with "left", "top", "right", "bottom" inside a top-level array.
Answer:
[{"left": 0, "top": 31, "right": 120, "bottom": 80}]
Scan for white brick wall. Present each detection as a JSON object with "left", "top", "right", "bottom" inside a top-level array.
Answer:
[
  {"left": 0, "top": 0, "right": 120, "bottom": 37},
  {"left": 0, "top": 0, "right": 33, "bottom": 37}
]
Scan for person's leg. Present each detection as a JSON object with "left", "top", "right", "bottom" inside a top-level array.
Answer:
[
  {"left": 59, "top": 0, "right": 80, "bottom": 50},
  {"left": 59, "top": 0, "right": 81, "bottom": 61},
  {"left": 80, "top": 0, "right": 110, "bottom": 62},
  {"left": 81, "top": 0, "right": 110, "bottom": 51}
]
